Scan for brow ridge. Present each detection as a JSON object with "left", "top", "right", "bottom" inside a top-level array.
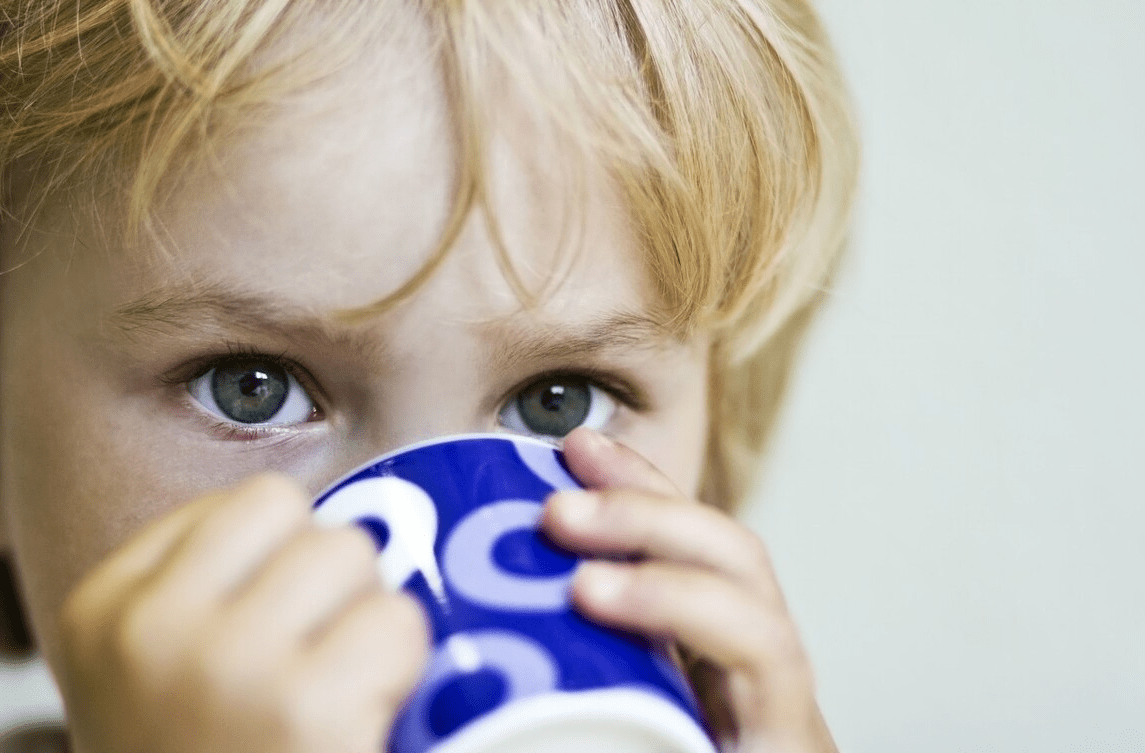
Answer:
[{"left": 111, "top": 286, "right": 671, "bottom": 365}]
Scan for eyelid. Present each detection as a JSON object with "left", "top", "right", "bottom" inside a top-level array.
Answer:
[
  {"left": 497, "top": 367, "right": 651, "bottom": 414},
  {"left": 159, "top": 343, "right": 326, "bottom": 402},
  {"left": 185, "top": 408, "right": 318, "bottom": 442},
  {"left": 164, "top": 345, "right": 327, "bottom": 436}
]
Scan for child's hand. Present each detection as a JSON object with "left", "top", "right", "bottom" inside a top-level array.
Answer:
[
  {"left": 542, "top": 429, "right": 837, "bottom": 753},
  {"left": 55, "top": 475, "right": 429, "bottom": 753}
]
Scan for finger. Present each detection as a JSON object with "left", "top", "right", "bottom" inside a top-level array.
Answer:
[
  {"left": 112, "top": 474, "right": 311, "bottom": 655},
  {"left": 62, "top": 492, "right": 213, "bottom": 627},
  {"left": 809, "top": 705, "right": 840, "bottom": 753},
  {"left": 58, "top": 484, "right": 246, "bottom": 656},
  {"left": 543, "top": 488, "right": 780, "bottom": 599},
  {"left": 561, "top": 427, "right": 680, "bottom": 497},
  {"left": 144, "top": 474, "right": 311, "bottom": 606},
  {"left": 571, "top": 561, "right": 816, "bottom": 733},
  {"left": 220, "top": 524, "right": 382, "bottom": 650},
  {"left": 61, "top": 476, "right": 314, "bottom": 678},
  {"left": 301, "top": 591, "right": 429, "bottom": 719}
]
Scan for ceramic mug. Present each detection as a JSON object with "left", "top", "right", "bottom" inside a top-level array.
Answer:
[{"left": 313, "top": 434, "right": 717, "bottom": 753}]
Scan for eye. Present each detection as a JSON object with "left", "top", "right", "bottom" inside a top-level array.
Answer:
[
  {"left": 187, "top": 358, "right": 317, "bottom": 426},
  {"left": 498, "top": 375, "right": 618, "bottom": 438}
]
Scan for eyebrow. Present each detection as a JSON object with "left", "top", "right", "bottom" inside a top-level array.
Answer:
[
  {"left": 109, "top": 286, "right": 390, "bottom": 360},
  {"left": 110, "top": 286, "right": 675, "bottom": 364},
  {"left": 481, "top": 313, "right": 674, "bottom": 366},
  {"left": 112, "top": 287, "right": 337, "bottom": 337}
]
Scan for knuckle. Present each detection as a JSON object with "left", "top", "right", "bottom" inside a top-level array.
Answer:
[
  {"left": 110, "top": 600, "right": 173, "bottom": 668},
  {"left": 89, "top": 604, "right": 190, "bottom": 693},
  {"left": 740, "top": 532, "right": 773, "bottom": 574},
  {"left": 774, "top": 619, "right": 809, "bottom": 662}
]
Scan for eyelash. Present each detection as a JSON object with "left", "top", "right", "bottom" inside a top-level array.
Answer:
[
  {"left": 497, "top": 367, "right": 650, "bottom": 415},
  {"left": 160, "top": 342, "right": 301, "bottom": 383},
  {"left": 163, "top": 344, "right": 324, "bottom": 441},
  {"left": 167, "top": 345, "right": 650, "bottom": 440}
]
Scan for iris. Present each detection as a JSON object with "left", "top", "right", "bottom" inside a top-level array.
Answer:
[{"left": 210, "top": 360, "right": 290, "bottom": 423}]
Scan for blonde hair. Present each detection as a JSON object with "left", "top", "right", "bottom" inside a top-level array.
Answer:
[{"left": 1, "top": 0, "right": 859, "bottom": 511}]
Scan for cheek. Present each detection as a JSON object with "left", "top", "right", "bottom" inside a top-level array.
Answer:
[
  {"left": 648, "top": 398, "right": 709, "bottom": 499},
  {"left": 0, "top": 312, "right": 198, "bottom": 665},
  {"left": 2, "top": 358, "right": 168, "bottom": 661},
  {"left": 625, "top": 349, "right": 710, "bottom": 499},
  {"left": 0, "top": 313, "right": 329, "bottom": 667}
]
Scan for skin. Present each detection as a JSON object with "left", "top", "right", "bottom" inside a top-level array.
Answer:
[{"left": 0, "top": 34, "right": 833, "bottom": 753}]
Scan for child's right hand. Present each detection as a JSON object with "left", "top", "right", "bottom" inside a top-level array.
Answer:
[{"left": 54, "top": 474, "right": 429, "bottom": 753}]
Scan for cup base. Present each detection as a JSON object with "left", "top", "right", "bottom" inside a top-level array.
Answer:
[{"left": 425, "top": 687, "right": 717, "bottom": 753}]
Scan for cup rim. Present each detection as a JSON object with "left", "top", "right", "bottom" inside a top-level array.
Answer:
[{"left": 313, "top": 432, "right": 563, "bottom": 504}]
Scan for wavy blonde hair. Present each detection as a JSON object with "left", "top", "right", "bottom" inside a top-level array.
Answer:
[{"left": 1, "top": 0, "right": 859, "bottom": 512}]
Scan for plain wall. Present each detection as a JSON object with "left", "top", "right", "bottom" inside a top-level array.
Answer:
[
  {"left": 4, "top": 1, "right": 1144, "bottom": 750},
  {"left": 741, "top": 0, "right": 1145, "bottom": 751}
]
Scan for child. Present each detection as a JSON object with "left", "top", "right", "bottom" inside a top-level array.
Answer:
[{"left": 0, "top": 0, "right": 858, "bottom": 751}]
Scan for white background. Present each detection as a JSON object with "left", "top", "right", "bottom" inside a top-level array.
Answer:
[
  {"left": 4, "top": 0, "right": 1144, "bottom": 750},
  {"left": 741, "top": 0, "right": 1145, "bottom": 751}
]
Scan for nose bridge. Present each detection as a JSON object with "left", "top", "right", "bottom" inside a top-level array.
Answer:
[
  {"left": 388, "top": 377, "right": 488, "bottom": 445},
  {"left": 314, "top": 281, "right": 510, "bottom": 485},
  {"left": 344, "top": 354, "right": 492, "bottom": 467}
]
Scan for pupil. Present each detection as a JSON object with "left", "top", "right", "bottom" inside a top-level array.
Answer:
[
  {"left": 239, "top": 371, "right": 270, "bottom": 398},
  {"left": 517, "top": 379, "right": 590, "bottom": 437},
  {"left": 212, "top": 361, "right": 289, "bottom": 424},
  {"left": 539, "top": 385, "right": 566, "bottom": 412}
]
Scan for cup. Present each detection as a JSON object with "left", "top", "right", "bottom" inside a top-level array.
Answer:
[{"left": 312, "top": 433, "right": 718, "bottom": 753}]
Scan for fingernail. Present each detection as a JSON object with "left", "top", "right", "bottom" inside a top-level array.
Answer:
[
  {"left": 578, "top": 562, "right": 628, "bottom": 605},
  {"left": 553, "top": 490, "right": 599, "bottom": 528}
]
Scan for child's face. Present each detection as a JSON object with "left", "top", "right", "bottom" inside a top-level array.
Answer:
[{"left": 0, "top": 52, "right": 709, "bottom": 668}]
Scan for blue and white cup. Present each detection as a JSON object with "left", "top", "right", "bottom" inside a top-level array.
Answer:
[{"left": 312, "top": 434, "right": 718, "bottom": 753}]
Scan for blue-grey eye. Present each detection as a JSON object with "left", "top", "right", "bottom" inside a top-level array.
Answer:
[
  {"left": 187, "top": 359, "right": 315, "bottom": 425},
  {"left": 499, "top": 376, "right": 617, "bottom": 438}
]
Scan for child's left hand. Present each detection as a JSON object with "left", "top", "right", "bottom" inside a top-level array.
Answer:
[{"left": 541, "top": 428, "right": 837, "bottom": 753}]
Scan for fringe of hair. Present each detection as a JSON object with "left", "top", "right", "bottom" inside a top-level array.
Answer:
[{"left": 1, "top": 0, "right": 859, "bottom": 511}]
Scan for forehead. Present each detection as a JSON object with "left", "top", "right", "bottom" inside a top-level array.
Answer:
[{"left": 126, "top": 38, "right": 651, "bottom": 330}]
